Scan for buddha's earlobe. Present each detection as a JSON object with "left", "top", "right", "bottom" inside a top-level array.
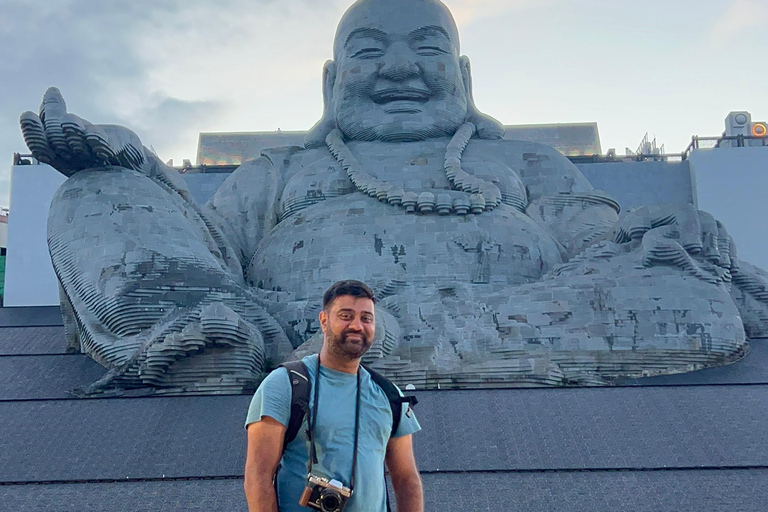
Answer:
[
  {"left": 304, "top": 60, "right": 339, "bottom": 148},
  {"left": 460, "top": 56, "right": 505, "bottom": 140}
]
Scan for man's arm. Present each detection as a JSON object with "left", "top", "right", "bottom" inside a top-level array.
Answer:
[
  {"left": 385, "top": 434, "right": 424, "bottom": 512},
  {"left": 244, "top": 416, "right": 287, "bottom": 512}
]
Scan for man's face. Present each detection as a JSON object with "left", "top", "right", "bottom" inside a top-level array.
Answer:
[
  {"left": 320, "top": 295, "right": 376, "bottom": 360},
  {"left": 332, "top": 0, "right": 468, "bottom": 142}
]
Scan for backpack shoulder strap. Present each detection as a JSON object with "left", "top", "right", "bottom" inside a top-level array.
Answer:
[
  {"left": 363, "top": 364, "right": 418, "bottom": 439},
  {"left": 278, "top": 360, "right": 311, "bottom": 448}
]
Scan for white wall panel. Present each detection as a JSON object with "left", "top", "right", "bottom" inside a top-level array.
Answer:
[{"left": 4, "top": 165, "right": 65, "bottom": 306}]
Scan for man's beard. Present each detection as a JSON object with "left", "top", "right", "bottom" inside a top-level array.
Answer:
[{"left": 328, "top": 328, "right": 373, "bottom": 360}]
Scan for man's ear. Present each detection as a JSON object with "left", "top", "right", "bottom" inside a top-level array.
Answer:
[
  {"left": 460, "top": 55, "right": 505, "bottom": 140},
  {"left": 318, "top": 309, "right": 328, "bottom": 334},
  {"left": 304, "top": 60, "right": 338, "bottom": 148}
]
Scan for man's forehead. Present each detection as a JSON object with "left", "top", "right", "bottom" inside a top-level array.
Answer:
[
  {"left": 334, "top": 0, "right": 459, "bottom": 54},
  {"left": 331, "top": 295, "right": 375, "bottom": 312}
]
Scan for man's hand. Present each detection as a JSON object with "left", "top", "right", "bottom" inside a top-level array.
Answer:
[
  {"left": 611, "top": 203, "right": 736, "bottom": 284},
  {"left": 244, "top": 416, "right": 286, "bottom": 512},
  {"left": 20, "top": 87, "right": 147, "bottom": 177},
  {"left": 385, "top": 434, "right": 424, "bottom": 512}
]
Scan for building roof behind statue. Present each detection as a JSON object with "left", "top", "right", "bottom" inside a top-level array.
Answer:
[
  {"left": 196, "top": 123, "right": 602, "bottom": 165},
  {"left": 503, "top": 122, "right": 602, "bottom": 156},
  {"left": 196, "top": 131, "right": 307, "bottom": 166},
  {"left": 2, "top": 306, "right": 767, "bottom": 511}
]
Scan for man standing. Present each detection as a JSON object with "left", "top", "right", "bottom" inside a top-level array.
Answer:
[{"left": 244, "top": 280, "right": 423, "bottom": 512}]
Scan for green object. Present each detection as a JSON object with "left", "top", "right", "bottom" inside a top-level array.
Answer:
[{"left": 0, "top": 254, "right": 6, "bottom": 303}]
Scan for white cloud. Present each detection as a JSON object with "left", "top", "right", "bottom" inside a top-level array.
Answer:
[
  {"left": 0, "top": 0, "right": 351, "bottom": 183},
  {"left": 444, "top": 0, "right": 555, "bottom": 26},
  {"left": 711, "top": 0, "right": 768, "bottom": 40},
  {"left": 117, "top": 0, "right": 352, "bottom": 160}
]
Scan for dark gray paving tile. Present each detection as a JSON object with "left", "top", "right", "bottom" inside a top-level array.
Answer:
[
  {"left": 421, "top": 469, "right": 768, "bottom": 512},
  {"left": 0, "top": 355, "right": 107, "bottom": 399},
  {"left": 0, "top": 396, "right": 251, "bottom": 482},
  {"left": 0, "top": 479, "right": 247, "bottom": 512},
  {"left": 0, "top": 469, "right": 764, "bottom": 512},
  {"left": 0, "top": 307, "right": 63, "bottom": 327},
  {"left": 412, "top": 385, "right": 768, "bottom": 471},
  {"left": 0, "top": 326, "right": 67, "bottom": 355}
]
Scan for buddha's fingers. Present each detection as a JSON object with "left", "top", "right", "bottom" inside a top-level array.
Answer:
[
  {"left": 115, "top": 139, "right": 145, "bottom": 170},
  {"left": 38, "top": 87, "right": 67, "bottom": 122},
  {"left": 84, "top": 124, "right": 119, "bottom": 165},
  {"left": 697, "top": 210, "right": 721, "bottom": 265},
  {"left": 662, "top": 204, "right": 702, "bottom": 254},
  {"left": 40, "top": 87, "right": 72, "bottom": 159},
  {"left": 20, "top": 111, "right": 56, "bottom": 165},
  {"left": 114, "top": 148, "right": 136, "bottom": 170},
  {"left": 641, "top": 230, "right": 720, "bottom": 285},
  {"left": 61, "top": 113, "right": 94, "bottom": 163},
  {"left": 728, "top": 234, "right": 739, "bottom": 273}
]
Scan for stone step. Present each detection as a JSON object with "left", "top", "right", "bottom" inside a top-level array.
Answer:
[
  {"left": 2, "top": 469, "right": 767, "bottom": 512},
  {"left": 0, "top": 326, "right": 67, "bottom": 355},
  {"left": 2, "top": 385, "right": 768, "bottom": 483},
  {"left": 0, "top": 355, "right": 107, "bottom": 400}
]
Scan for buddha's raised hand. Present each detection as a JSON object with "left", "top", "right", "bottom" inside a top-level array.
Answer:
[{"left": 20, "top": 87, "right": 147, "bottom": 177}]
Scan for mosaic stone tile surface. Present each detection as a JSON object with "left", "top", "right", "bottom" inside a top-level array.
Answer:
[{"left": 19, "top": 0, "right": 768, "bottom": 393}]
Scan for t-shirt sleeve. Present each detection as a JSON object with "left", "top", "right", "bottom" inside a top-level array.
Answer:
[
  {"left": 392, "top": 384, "right": 421, "bottom": 438},
  {"left": 244, "top": 368, "right": 292, "bottom": 429}
]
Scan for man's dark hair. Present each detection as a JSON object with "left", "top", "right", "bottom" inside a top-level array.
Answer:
[{"left": 322, "top": 280, "right": 376, "bottom": 310}]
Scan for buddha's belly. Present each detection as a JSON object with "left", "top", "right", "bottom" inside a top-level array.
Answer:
[{"left": 247, "top": 193, "right": 563, "bottom": 301}]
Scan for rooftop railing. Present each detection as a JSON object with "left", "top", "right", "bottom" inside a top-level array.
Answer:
[
  {"left": 13, "top": 133, "right": 768, "bottom": 169},
  {"left": 683, "top": 135, "right": 768, "bottom": 160}
]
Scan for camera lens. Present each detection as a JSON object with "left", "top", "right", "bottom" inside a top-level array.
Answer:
[{"left": 319, "top": 490, "right": 341, "bottom": 512}]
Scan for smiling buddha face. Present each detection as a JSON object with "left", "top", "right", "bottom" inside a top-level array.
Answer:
[{"left": 330, "top": 0, "right": 471, "bottom": 142}]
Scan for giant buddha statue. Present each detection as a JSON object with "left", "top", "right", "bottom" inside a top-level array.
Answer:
[{"left": 20, "top": 0, "right": 768, "bottom": 393}]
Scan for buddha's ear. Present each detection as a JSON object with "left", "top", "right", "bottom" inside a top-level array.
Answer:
[
  {"left": 304, "top": 60, "right": 339, "bottom": 148},
  {"left": 460, "top": 55, "right": 505, "bottom": 140}
]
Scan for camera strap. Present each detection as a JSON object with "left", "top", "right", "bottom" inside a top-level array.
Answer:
[{"left": 307, "top": 354, "right": 362, "bottom": 492}]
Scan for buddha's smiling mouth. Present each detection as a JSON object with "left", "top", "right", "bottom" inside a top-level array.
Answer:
[{"left": 372, "top": 88, "right": 431, "bottom": 104}]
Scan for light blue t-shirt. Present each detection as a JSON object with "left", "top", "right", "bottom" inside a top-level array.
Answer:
[{"left": 245, "top": 355, "right": 421, "bottom": 512}]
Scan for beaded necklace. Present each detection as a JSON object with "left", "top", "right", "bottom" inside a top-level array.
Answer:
[{"left": 325, "top": 123, "right": 502, "bottom": 215}]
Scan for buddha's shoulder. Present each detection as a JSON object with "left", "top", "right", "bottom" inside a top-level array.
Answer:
[
  {"left": 465, "top": 139, "right": 592, "bottom": 195},
  {"left": 256, "top": 145, "right": 336, "bottom": 175}
]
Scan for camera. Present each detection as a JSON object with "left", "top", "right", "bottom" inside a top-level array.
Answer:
[{"left": 298, "top": 474, "right": 352, "bottom": 512}]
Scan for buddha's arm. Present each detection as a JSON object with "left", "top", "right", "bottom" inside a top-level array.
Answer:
[
  {"left": 526, "top": 191, "right": 621, "bottom": 259},
  {"left": 205, "top": 156, "right": 284, "bottom": 270},
  {"left": 21, "top": 87, "right": 248, "bottom": 278},
  {"left": 505, "top": 145, "right": 620, "bottom": 259},
  {"left": 520, "top": 148, "right": 738, "bottom": 284}
]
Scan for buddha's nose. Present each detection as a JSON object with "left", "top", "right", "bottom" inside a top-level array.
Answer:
[{"left": 378, "top": 42, "right": 419, "bottom": 81}]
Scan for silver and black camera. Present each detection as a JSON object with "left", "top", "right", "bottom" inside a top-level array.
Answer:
[{"left": 298, "top": 474, "right": 352, "bottom": 512}]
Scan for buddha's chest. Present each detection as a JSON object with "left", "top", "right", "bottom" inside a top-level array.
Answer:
[{"left": 277, "top": 142, "right": 525, "bottom": 220}]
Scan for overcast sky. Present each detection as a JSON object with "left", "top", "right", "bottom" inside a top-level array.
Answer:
[{"left": 1, "top": 0, "right": 766, "bottom": 208}]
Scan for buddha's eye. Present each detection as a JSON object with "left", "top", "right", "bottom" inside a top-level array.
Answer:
[
  {"left": 416, "top": 46, "right": 449, "bottom": 56},
  {"left": 351, "top": 48, "right": 385, "bottom": 59}
]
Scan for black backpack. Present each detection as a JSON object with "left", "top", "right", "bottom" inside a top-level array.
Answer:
[{"left": 279, "top": 360, "right": 418, "bottom": 448}]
